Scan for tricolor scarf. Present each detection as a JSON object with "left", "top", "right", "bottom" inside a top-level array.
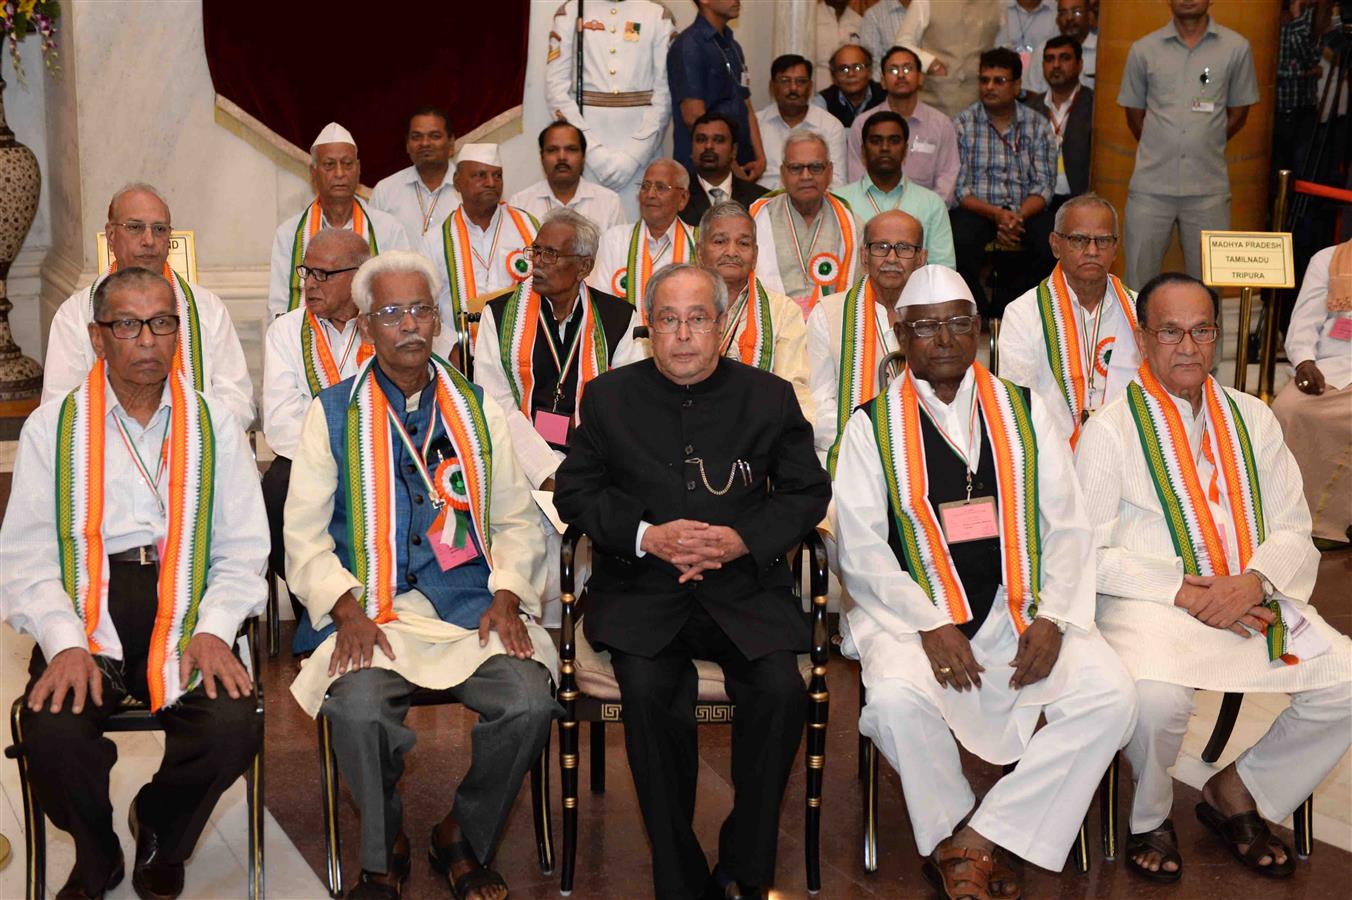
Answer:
[
  {"left": 438, "top": 204, "right": 538, "bottom": 324},
  {"left": 89, "top": 264, "right": 205, "bottom": 394},
  {"left": 55, "top": 360, "right": 215, "bottom": 711},
  {"left": 873, "top": 365, "right": 1043, "bottom": 632},
  {"left": 1126, "top": 366, "right": 1292, "bottom": 663},
  {"left": 496, "top": 283, "right": 609, "bottom": 424},
  {"left": 343, "top": 356, "right": 494, "bottom": 623},
  {"left": 719, "top": 275, "right": 775, "bottom": 372},
  {"left": 827, "top": 276, "right": 891, "bottom": 476},
  {"left": 618, "top": 219, "right": 694, "bottom": 323},
  {"left": 750, "top": 190, "right": 856, "bottom": 307},
  {"left": 300, "top": 312, "right": 372, "bottom": 397},
  {"left": 286, "top": 198, "right": 379, "bottom": 311},
  {"left": 1036, "top": 263, "right": 1137, "bottom": 447}
]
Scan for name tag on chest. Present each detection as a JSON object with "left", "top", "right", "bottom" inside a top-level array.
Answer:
[
  {"left": 1329, "top": 317, "right": 1352, "bottom": 341},
  {"left": 1191, "top": 98, "right": 1216, "bottom": 113},
  {"left": 429, "top": 519, "right": 479, "bottom": 571},
  {"left": 534, "top": 410, "right": 571, "bottom": 446},
  {"left": 911, "top": 138, "right": 937, "bottom": 154},
  {"left": 937, "top": 497, "right": 999, "bottom": 543}
]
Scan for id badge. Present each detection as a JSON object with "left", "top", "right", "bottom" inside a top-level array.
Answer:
[
  {"left": 937, "top": 497, "right": 999, "bottom": 543},
  {"left": 1191, "top": 98, "right": 1216, "bottom": 113},
  {"left": 1329, "top": 317, "right": 1352, "bottom": 341},
  {"left": 740, "top": 66, "right": 751, "bottom": 89},
  {"left": 911, "top": 138, "right": 937, "bottom": 154},
  {"left": 430, "top": 519, "right": 479, "bottom": 571},
  {"left": 534, "top": 409, "right": 571, "bottom": 446}
]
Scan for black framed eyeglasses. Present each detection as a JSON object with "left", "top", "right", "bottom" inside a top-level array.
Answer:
[
  {"left": 1142, "top": 325, "right": 1220, "bottom": 345},
  {"left": 864, "top": 241, "right": 921, "bottom": 259},
  {"left": 296, "top": 264, "right": 360, "bottom": 283},
  {"left": 368, "top": 304, "right": 438, "bottom": 327},
  {"left": 904, "top": 315, "right": 978, "bottom": 338},
  {"left": 1055, "top": 232, "right": 1119, "bottom": 252},
  {"left": 95, "top": 315, "right": 181, "bottom": 340}
]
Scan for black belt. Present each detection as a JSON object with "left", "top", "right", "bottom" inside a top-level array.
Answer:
[{"left": 108, "top": 545, "right": 158, "bottom": 565}]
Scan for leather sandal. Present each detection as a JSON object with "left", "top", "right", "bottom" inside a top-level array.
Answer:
[
  {"left": 428, "top": 832, "right": 508, "bottom": 900},
  {"left": 1125, "top": 819, "right": 1182, "bottom": 884},
  {"left": 987, "top": 848, "right": 1022, "bottom": 899},
  {"left": 1196, "top": 802, "right": 1295, "bottom": 879},
  {"left": 922, "top": 845, "right": 995, "bottom": 900}
]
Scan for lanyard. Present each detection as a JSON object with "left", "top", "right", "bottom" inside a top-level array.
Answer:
[
  {"left": 784, "top": 203, "right": 826, "bottom": 280},
  {"left": 115, "top": 413, "right": 171, "bottom": 516},
  {"left": 415, "top": 181, "right": 444, "bottom": 235},
  {"left": 865, "top": 177, "right": 906, "bottom": 215},
  {"left": 326, "top": 318, "right": 362, "bottom": 373},
  {"left": 538, "top": 296, "right": 587, "bottom": 410},
  {"left": 1078, "top": 298, "right": 1105, "bottom": 403},
  {"left": 386, "top": 399, "right": 445, "bottom": 509},
  {"left": 915, "top": 379, "right": 982, "bottom": 499},
  {"left": 987, "top": 116, "right": 1020, "bottom": 160},
  {"left": 469, "top": 208, "right": 506, "bottom": 272}
]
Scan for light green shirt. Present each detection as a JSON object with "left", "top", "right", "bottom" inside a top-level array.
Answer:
[{"left": 836, "top": 175, "right": 956, "bottom": 270}]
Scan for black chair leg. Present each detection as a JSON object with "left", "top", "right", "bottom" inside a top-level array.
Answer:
[
  {"left": 589, "top": 720, "right": 606, "bottom": 794},
  {"left": 1202, "top": 692, "right": 1243, "bottom": 764},
  {"left": 560, "top": 716, "right": 579, "bottom": 895},
  {"left": 1294, "top": 794, "right": 1314, "bottom": 859},
  {"left": 1100, "top": 755, "right": 1120, "bottom": 861},
  {"left": 9, "top": 699, "right": 45, "bottom": 900},
  {"left": 317, "top": 715, "right": 344, "bottom": 898},
  {"left": 1072, "top": 817, "right": 1091, "bottom": 873},
  {"left": 805, "top": 690, "right": 828, "bottom": 893},
  {"left": 856, "top": 674, "right": 867, "bottom": 782},
  {"left": 862, "top": 739, "right": 879, "bottom": 873},
  {"left": 530, "top": 729, "right": 554, "bottom": 875},
  {"left": 266, "top": 569, "right": 280, "bottom": 658}
]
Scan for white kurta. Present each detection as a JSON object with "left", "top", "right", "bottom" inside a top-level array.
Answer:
[
  {"left": 754, "top": 103, "right": 849, "bottom": 191},
  {"left": 267, "top": 204, "right": 411, "bottom": 318},
  {"left": 834, "top": 369, "right": 1135, "bottom": 867},
  {"left": 1075, "top": 384, "right": 1351, "bottom": 693},
  {"left": 1284, "top": 243, "right": 1352, "bottom": 390},
  {"left": 507, "top": 178, "right": 623, "bottom": 235},
  {"left": 43, "top": 278, "right": 256, "bottom": 433},
  {"left": 586, "top": 219, "right": 693, "bottom": 299},
  {"left": 751, "top": 193, "right": 861, "bottom": 304},
  {"left": 419, "top": 203, "right": 538, "bottom": 336},
  {"left": 368, "top": 165, "right": 461, "bottom": 243},
  {"left": 284, "top": 386, "right": 556, "bottom": 718},
  {"left": 998, "top": 278, "right": 1139, "bottom": 439}
]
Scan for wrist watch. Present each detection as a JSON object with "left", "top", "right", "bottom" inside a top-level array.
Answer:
[
  {"left": 1250, "top": 570, "right": 1276, "bottom": 600},
  {"left": 1038, "top": 615, "right": 1069, "bottom": 634}
]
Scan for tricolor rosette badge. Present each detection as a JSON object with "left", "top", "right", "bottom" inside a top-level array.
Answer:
[
  {"left": 506, "top": 248, "right": 532, "bottom": 282},
  {"left": 1094, "top": 336, "right": 1114, "bottom": 377},
  {"left": 435, "top": 457, "right": 473, "bottom": 548},
  {"left": 610, "top": 268, "right": 628, "bottom": 297},
  {"left": 808, "top": 252, "right": 841, "bottom": 287}
]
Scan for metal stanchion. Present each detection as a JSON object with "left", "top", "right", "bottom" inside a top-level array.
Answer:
[
  {"left": 1234, "top": 286, "right": 1255, "bottom": 392},
  {"left": 989, "top": 317, "right": 1002, "bottom": 377},
  {"left": 1258, "top": 170, "right": 1294, "bottom": 401}
]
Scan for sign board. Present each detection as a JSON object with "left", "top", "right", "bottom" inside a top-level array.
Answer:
[
  {"left": 96, "top": 230, "right": 198, "bottom": 284},
  {"left": 1200, "top": 231, "right": 1295, "bottom": 289}
]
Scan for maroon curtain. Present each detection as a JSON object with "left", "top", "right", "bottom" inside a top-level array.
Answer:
[{"left": 202, "top": 0, "right": 529, "bottom": 184}]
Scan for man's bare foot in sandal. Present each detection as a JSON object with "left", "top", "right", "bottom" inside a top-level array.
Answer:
[
  {"left": 428, "top": 818, "right": 509, "bottom": 900},
  {"left": 923, "top": 826, "right": 1006, "bottom": 900},
  {"left": 1197, "top": 762, "right": 1293, "bottom": 877}
]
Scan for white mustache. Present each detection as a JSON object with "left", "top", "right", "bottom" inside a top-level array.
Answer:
[{"left": 395, "top": 335, "right": 428, "bottom": 350}]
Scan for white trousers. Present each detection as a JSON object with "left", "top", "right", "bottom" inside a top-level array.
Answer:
[
  {"left": 862, "top": 638, "right": 1136, "bottom": 870},
  {"left": 1125, "top": 679, "right": 1352, "bottom": 834}
]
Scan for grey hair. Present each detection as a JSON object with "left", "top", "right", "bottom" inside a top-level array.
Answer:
[
  {"left": 92, "top": 267, "right": 173, "bottom": 321},
  {"left": 696, "top": 200, "right": 755, "bottom": 245},
  {"left": 541, "top": 207, "right": 599, "bottom": 258},
  {"left": 645, "top": 157, "right": 690, "bottom": 190},
  {"left": 644, "top": 262, "right": 728, "bottom": 323},
  {"left": 1053, "top": 192, "right": 1120, "bottom": 236},
  {"left": 107, "top": 182, "right": 169, "bottom": 222},
  {"left": 310, "top": 142, "right": 359, "bottom": 167},
  {"left": 351, "top": 251, "right": 442, "bottom": 314},
  {"left": 306, "top": 227, "right": 373, "bottom": 268},
  {"left": 782, "top": 128, "right": 830, "bottom": 160}
]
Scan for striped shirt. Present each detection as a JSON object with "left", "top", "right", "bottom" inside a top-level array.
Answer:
[{"left": 953, "top": 100, "right": 1057, "bottom": 208}]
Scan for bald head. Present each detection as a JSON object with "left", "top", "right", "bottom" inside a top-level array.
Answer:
[
  {"left": 302, "top": 227, "right": 371, "bottom": 320},
  {"left": 307, "top": 227, "right": 372, "bottom": 268}
]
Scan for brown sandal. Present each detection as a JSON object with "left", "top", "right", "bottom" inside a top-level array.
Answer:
[
  {"left": 987, "top": 848, "right": 1022, "bottom": 899},
  {"left": 1196, "top": 802, "right": 1295, "bottom": 879},
  {"left": 923, "top": 845, "right": 995, "bottom": 900}
]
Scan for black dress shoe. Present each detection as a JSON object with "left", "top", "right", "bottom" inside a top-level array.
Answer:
[
  {"left": 128, "top": 799, "right": 185, "bottom": 900},
  {"left": 54, "top": 852, "right": 125, "bottom": 900}
]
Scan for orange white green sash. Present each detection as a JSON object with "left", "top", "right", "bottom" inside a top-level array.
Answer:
[
  {"left": 55, "top": 360, "right": 215, "bottom": 712},
  {"left": 750, "top": 190, "right": 856, "bottom": 308},
  {"left": 343, "top": 356, "right": 494, "bottom": 623},
  {"left": 438, "top": 204, "right": 538, "bottom": 324},
  {"left": 1036, "top": 263, "right": 1137, "bottom": 447},
  {"left": 301, "top": 311, "right": 372, "bottom": 396},
  {"left": 496, "top": 283, "right": 609, "bottom": 424},
  {"left": 828, "top": 276, "right": 893, "bottom": 476},
  {"left": 618, "top": 219, "right": 694, "bottom": 323},
  {"left": 286, "top": 198, "right": 379, "bottom": 311},
  {"left": 719, "top": 275, "right": 774, "bottom": 372},
  {"left": 1126, "top": 367, "right": 1290, "bottom": 662},
  {"left": 873, "top": 365, "right": 1042, "bottom": 632},
  {"left": 89, "top": 264, "right": 205, "bottom": 394}
]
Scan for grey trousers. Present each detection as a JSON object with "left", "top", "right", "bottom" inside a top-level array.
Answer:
[
  {"left": 320, "top": 655, "right": 561, "bottom": 873},
  {"left": 1123, "top": 190, "right": 1231, "bottom": 287}
]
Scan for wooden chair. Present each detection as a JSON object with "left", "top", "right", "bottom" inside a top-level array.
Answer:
[
  {"left": 314, "top": 687, "right": 555, "bottom": 898},
  {"left": 6, "top": 618, "right": 265, "bottom": 900},
  {"left": 557, "top": 527, "right": 831, "bottom": 894}
]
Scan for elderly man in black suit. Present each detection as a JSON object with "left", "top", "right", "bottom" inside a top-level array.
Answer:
[
  {"left": 680, "top": 113, "right": 770, "bottom": 228},
  {"left": 554, "top": 262, "right": 830, "bottom": 900}
]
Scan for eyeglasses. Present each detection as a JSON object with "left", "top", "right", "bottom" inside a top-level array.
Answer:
[
  {"left": 650, "top": 312, "right": 719, "bottom": 334},
  {"left": 784, "top": 162, "right": 829, "bottom": 176},
  {"left": 884, "top": 64, "right": 917, "bottom": 76},
  {"left": 1142, "top": 325, "right": 1220, "bottom": 345},
  {"left": 979, "top": 75, "right": 1013, "bottom": 86},
  {"left": 95, "top": 315, "right": 181, "bottom": 340},
  {"left": 111, "top": 221, "right": 172, "bottom": 240},
  {"left": 832, "top": 62, "right": 868, "bottom": 74},
  {"left": 864, "top": 240, "right": 921, "bottom": 259},
  {"left": 296, "top": 264, "right": 360, "bottom": 282},
  {"left": 524, "top": 245, "right": 586, "bottom": 265},
  {"left": 904, "top": 315, "right": 977, "bottom": 338},
  {"left": 639, "top": 180, "right": 679, "bottom": 194},
  {"left": 368, "top": 304, "right": 438, "bottom": 327},
  {"left": 1055, "top": 232, "right": 1119, "bottom": 252},
  {"left": 774, "top": 75, "right": 812, "bottom": 88}
]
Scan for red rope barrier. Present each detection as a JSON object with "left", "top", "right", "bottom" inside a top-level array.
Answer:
[{"left": 1294, "top": 180, "right": 1352, "bottom": 203}]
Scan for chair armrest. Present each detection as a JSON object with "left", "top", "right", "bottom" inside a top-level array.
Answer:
[
  {"left": 559, "top": 527, "right": 586, "bottom": 666},
  {"left": 804, "top": 529, "right": 830, "bottom": 669}
]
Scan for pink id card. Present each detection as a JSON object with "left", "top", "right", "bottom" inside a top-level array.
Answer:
[
  {"left": 937, "top": 497, "right": 999, "bottom": 543},
  {"left": 533, "top": 410, "right": 571, "bottom": 445}
]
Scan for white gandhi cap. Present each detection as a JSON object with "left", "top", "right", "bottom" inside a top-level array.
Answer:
[
  {"left": 456, "top": 144, "right": 502, "bottom": 168},
  {"left": 895, "top": 264, "right": 976, "bottom": 311},
  {"left": 311, "top": 122, "right": 357, "bottom": 150}
]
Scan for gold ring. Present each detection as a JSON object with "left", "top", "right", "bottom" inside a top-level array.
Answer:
[{"left": 937, "top": 666, "right": 953, "bottom": 675}]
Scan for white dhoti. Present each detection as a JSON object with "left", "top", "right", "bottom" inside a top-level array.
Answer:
[
  {"left": 290, "top": 590, "right": 559, "bottom": 718},
  {"left": 1271, "top": 380, "right": 1352, "bottom": 541},
  {"left": 854, "top": 598, "right": 1137, "bottom": 870}
]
